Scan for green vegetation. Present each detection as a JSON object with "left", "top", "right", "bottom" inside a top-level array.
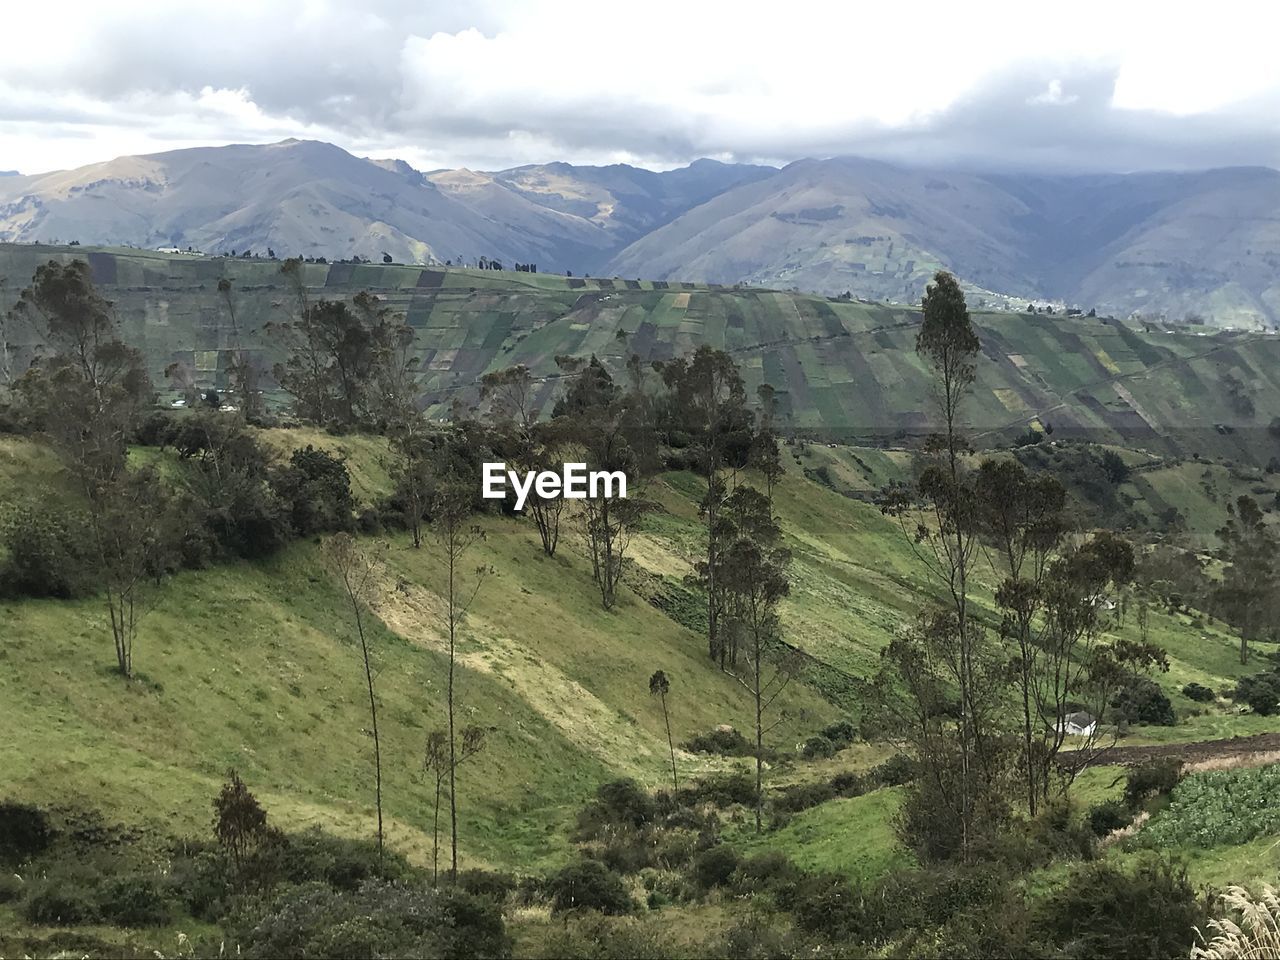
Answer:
[{"left": 2, "top": 255, "right": 1280, "bottom": 957}]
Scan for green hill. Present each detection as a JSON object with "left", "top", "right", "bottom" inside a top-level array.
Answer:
[
  {"left": 4, "top": 243, "right": 1280, "bottom": 464},
  {"left": 2, "top": 429, "right": 1271, "bottom": 873}
]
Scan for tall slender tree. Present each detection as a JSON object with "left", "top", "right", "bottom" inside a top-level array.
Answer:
[
  {"left": 322, "top": 533, "right": 386, "bottom": 868},
  {"left": 432, "top": 482, "right": 490, "bottom": 882},
  {"left": 719, "top": 485, "right": 794, "bottom": 832},
  {"left": 648, "top": 670, "right": 679, "bottom": 791}
]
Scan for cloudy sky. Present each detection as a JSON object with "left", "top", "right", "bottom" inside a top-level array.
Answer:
[{"left": 2, "top": 0, "right": 1278, "bottom": 175}]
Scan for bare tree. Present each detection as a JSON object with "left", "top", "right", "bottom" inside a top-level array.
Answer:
[
  {"left": 433, "top": 483, "right": 491, "bottom": 882},
  {"left": 322, "top": 533, "right": 386, "bottom": 867},
  {"left": 648, "top": 670, "right": 679, "bottom": 791}
]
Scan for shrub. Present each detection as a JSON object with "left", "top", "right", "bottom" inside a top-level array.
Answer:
[
  {"left": 228, "top": 878, "right": 508, "bottom": 959},
  {"left": 97, "top": 873, "right": 174, "bottom": 927},
  {"left": 549, "top": 860, "right": 634, "bottom": 915},
  {"left": 775, "top": 780, "right": 836, "bottom": 814},
  {"left": 870, "top": 753, "right": 916, "bottom": 786},
  {"left": 1088, "top": 800, "right": 1131, "bottom": 837},
  {"left": 1111, "top": 677, "right": 1176, "bottom": 726},
  {"left": 782, "top": 872, "right": 859, "bottom": 941},
  {"left": 800, "top": 735, "right": 837, "bottom": 760},
  {"left": 1234, "top": 672, "right": 1280, "bottom": 716},
  {"left": 0, "top": 504, "right": 91, "bottom": 599},
  {"left": 273, "top": 828, "right": 408, "bottom": 890},
  {"left": 0, "top": 801, "right": 53, "bottom": 863},
  {"left": 23, "top": 880, "right": 99, "bottom": 925},
  {"left": 677, "top": 771, "right": 757, "bottom": 808},
  {"left": 457, "top": 868, "right": 517, "bottom": 903},
  {"left": 1033, "top": 854, "right": 1204, "bottom": 958},
  {"left": 271, "top": 445, "right": 355, "bottom": 537},
  {"left": 1182, "top": 682, "right": 1216, "bottom": 703},
  {"left": 829, "top": 771, "right": 869, "bottom": 798},
  {"left": 1124, "top": 759, "right": 1182, "bottom": 808},
  {"left": 683, "top": 727, "right": 752, "bottom": 757},
  {"left": 691, "top": 845, "right": 741, "bottom": 890},
  {"left": 820, "top": 718, "right": 857, "bottom": 747},
  {"left": 593, "top": 779, "right": 656, "bottom": 828},
  {"left": 732, "top": 851, "right": 799, "bottom": 892}
]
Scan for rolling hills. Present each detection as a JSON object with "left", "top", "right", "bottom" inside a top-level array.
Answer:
[
  {"left": 4, "top": 243, "right": 1280, "bottom": 464},
  {"left": 4, "top": 142, "right": 1280, "bottom": 325}
]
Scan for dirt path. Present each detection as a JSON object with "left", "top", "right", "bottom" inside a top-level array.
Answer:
[{"left": 1082, "top": 732, "right": 1280, "bottom": 768}]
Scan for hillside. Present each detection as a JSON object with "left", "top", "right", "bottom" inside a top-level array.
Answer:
[
  {"left": 606, "top": 158, "right": 1280, "bottom": 327},
  {"left": 4, "top": 243, "right": 1280, "bottom": 465},
  {"left": 2, "top": 428, "right": 1272, "bottom": 864},
  {"left": 5, "top": 142, "right": 1280, "bottom": 326}
]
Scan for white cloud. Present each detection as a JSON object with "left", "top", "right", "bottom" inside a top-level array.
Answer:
[{"left": 0, "top": 0, "right": 1277, "bottom": 173}]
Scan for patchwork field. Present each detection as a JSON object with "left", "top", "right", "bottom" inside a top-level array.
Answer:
[{"left": 4, "top": 244, "right": 1280, "bottom": 464}]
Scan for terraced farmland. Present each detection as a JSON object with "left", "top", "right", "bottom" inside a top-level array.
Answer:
[{"left": 4, "top": 243, "right": 1280, "bottom": 462}]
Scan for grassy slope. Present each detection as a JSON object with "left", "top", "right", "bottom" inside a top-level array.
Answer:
[
  {"left": 0, "top": 435, "right": 835, "bottom": 875},
  {"left": 6, "top": 244, "right": 1280, "bottom": 463},
  {"left": 3, "top": 426, "right": 1278, "bottom": 899}
]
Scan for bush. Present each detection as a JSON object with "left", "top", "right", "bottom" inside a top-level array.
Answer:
[
  {"left": 228, "top": 878, "right": 509, "bottom": 959},
  {"left": 271, "top": 445, "right": 356, "bottom": 538},
  {"left": 273, "top": 828, "right": 408, "bottom": 891},
  {"left": 549, "top": 860, "right": 634, "bottom": 915},
  {"left": 691, "top": 845, "right": 741, "bottom": 890},
  {"left": 819, "top": 718, "right": 857, "bottom": 747},
  {"left": 1033, "top": 854, "right": 1204, "bottom": 959},
  {"left": 683, "top": 727, "right": 752, "bottom": 757},
  {"left": 0, "top": 800, "right": 53, "bottom": 863},
  {"left": 1234, "top": 672, "right": 1280, "bottom": 716},
  {"left": 731, "top": 851, "right": 798, "bottom": 892},
  {"left": 97, "top": 873, "right": 174, "bottom": 927},
  {"left": 1182, "top": 682, "right": 1216, "bottom": 703},
  {"left": 774, "top": 780, "right": 836, "bottom": 814},
  {"left": 0, "top": 504, "right": 91, "bottom": 599},
  {"left": 800, "top": 735, "right": 837, "bottom": 760},
  {"left": 1111, "top": 677, "right": 1176, "bottom": 726},
  {"left": 23, "top": 880, "right": 99, "bottom": 925},
  {"left": 1087, "top": 800, "right": 1131, "bottom": 837},
  {"left": 870, "top": 753, "right": 916, "bottom": 786},
  {"left": 457, "top": 868, "right": 517, "bottom": 903},
  {"left": 677, "top": 772, "right": 757, "bottom": 808},
  {"left": 1124, "top": 759, "right": 1182, "bottom": 808},
  {"left": 593, "top": 779, "right": 656, "bottom": 828},
  {"left": 829, "top": 771, "right": 869, "bottom": 798}
]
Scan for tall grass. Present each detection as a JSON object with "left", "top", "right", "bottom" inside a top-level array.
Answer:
[{"left": 1194, "top": 886, "right": 1280, "bottom": 959}]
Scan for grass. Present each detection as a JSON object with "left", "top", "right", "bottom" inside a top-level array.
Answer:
[
  {"left": 4, "top": 422, "right": 1280, "bottom": 914},
  {"left": 729, "top": 787, "right": 911, "bottom": 882}
]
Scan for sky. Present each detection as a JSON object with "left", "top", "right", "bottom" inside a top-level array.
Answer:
[{"left": 2, "top": 0, "right": 1279, "bottom": 176}]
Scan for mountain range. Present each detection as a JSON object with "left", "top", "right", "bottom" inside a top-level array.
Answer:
[{"left": 2, "top": 139, "right": 1278, "bottom": 327}]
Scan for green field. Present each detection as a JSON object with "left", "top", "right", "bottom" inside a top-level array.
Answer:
[{"left": 4, "top": 244, "right": 1280, "bottom": 464}]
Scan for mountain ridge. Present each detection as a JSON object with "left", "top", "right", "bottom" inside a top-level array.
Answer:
[{"left": 3, "top": 140, "right": 1279, "bottom": 326}]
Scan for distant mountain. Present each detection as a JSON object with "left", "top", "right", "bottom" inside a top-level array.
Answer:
[
  {"left": 3, "top": 140, "right": 1279, "bottom": 326},
  {"left": 606, "top": 158, "right": 1280, "bottom": 327},
  {"left": 0, "top": 140, "right": 769, "bottom": 273}
]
